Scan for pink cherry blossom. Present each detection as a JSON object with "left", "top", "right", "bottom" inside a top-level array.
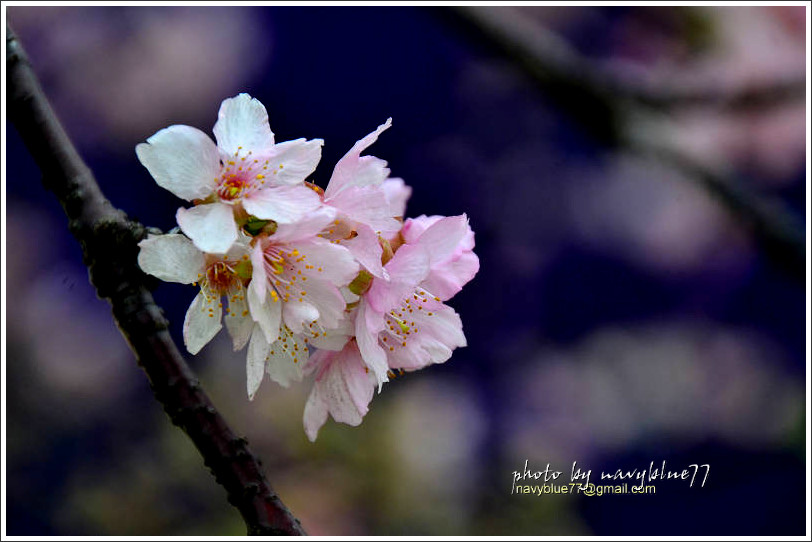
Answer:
[
  {"left": 302, "top": 340, "right": 376, "bottom": 442},
  {"left": 355, "top": 243, "right": 468, "bottom": 388},
  {"left": 400, "top": 213, "right": 480, "bottom": 302},
  {"left": 136, "top": 93, "right": 323, "bottom": 254},
  {"left": 246, "top": 207, "right": 359, "bottom": 347}
]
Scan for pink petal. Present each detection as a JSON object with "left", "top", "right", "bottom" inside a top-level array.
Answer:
[
  {"left": 414, "top": 214, "right": 470, "bottom": 264},
  {"left": 354, "top": 301, "right": 389, "bottom": 388},
  {"left": 366, "top": 244, "right": 429, "bottom": 313},
  {"left": 135, "top": 125, "right": 219, "bottom": 201},
  {"left": 325, "top": 118, "right": 392, "bottom": 199},
  {"left": 303, "top": 384, "right": 329, "bottom": 442},
  {"left": 271, "top": 206, "right": 336, "bottom": 244},
  {"left": 382, "top": 177, "right": 412, "bottom": 218},
  {"left": 176, "top": 202, "right": 238, "bottom": 254},
  {"left": 422, "top": 251, "right": 480, "bottom": 301},
  {"left": 401, "top": 214, "right": 443, "bottom": 243},
  {"left": 297, "top": 237, "right": 360, "bottom": 287},
  {"left": 341, "top": 223, "right": 386, "bottom": 278},
  {"left": 326, "top": 185, "right": 401, "bottom": 236}
]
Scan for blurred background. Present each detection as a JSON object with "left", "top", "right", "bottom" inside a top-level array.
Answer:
[{"left": 4, "top": 5, "right": 807, "bottom": 536}]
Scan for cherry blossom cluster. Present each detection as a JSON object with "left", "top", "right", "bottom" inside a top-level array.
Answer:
[{"left": 135, "top": 94, "right": 479, "bottom": 440}]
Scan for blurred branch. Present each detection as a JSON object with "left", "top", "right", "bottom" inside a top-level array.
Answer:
[
  {"left": 631, "top": 77, "right": 806, "bottom": 113},
  {"left": 6, "top": 24, "right": 305, "bottom": 536},
  {"left": 448, "top": 6, "right": 805, "bottom": 283}
]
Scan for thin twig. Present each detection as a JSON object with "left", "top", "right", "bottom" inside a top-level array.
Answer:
[
  {"left": 447, "top": 6, "right": 805, "bottom": 283},
  {"left": 6, "top": 24, "right": 306, "bottom": 536}
]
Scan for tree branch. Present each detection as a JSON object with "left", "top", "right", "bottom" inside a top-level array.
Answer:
[
  {"left": 447, "top": 6, "right": 805, "bottom": 283},
  {"left": 6, "top": 24, "right": 306, "bottom": 536}
]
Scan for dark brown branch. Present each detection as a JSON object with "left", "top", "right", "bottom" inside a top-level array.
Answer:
[
  {"left": 447, "top": 6, "right": 805, "bottom": 284},
  {"left": 6, "top": 24, "right": 306, "bottom": 536}
]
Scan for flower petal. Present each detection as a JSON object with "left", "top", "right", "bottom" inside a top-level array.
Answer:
[
  {"left": 213, "top": 93, "right": 275, "bottom": 157},
  {"left": 247, "top": 279, "right": 282, "bottom": 343},
  {"left": 417, "top": 215, "right": 470, "bottom": 262},
  {"left": 325, "top": 118, "right": 392, "bottom": 199},
  {"left": 341, "top": 224, "right": 385, "bottom": 278},
  {"left": 366, "top": 244, "right": 429, "bottom": 313},
  {"left": 183, "top": 290, "right": 222, "bottom": 355},
  {"left": 176, "top": 202, "right": 238, "bottom": 254},
  {"left": 327, "top": 185, "right": 400, "bottom": 236},
  {"left": 382, "top": 177, "right": 412, "bottom": 218},
  {"left": 246, "top": 326, "right": 267, "bottom": 400},
  {"left": 265, "top": 138, "right": 324, "bottom": 185},
  {"left": 422, "top": 251, "right": 480, "bottom": 301},
  {"left": 282, "top": 299, "right": 320, "bottom": 333},
  {"left": 294, "top": 275, "right": 346, "bottom": 330},
  {"left": 271, "top": 206, "right": 336, "bottom": 244},
  {"left": 243, "top": 184, "right": 322, "bottom": 224},
  {"left": 303, "top": 383, "right": 329, "bottom": 442},
  {"left": 137, "top": 233, "right": 204, "bottom": 284},
  {"left": 354, "top": 301, "right": 389, "bottom": 388},
  {"left": 264, "top": 327, "right": 307, "bottom": 387},
  {"left": 224, "top": 285, "right": 253, "bottom": 351},
  {"left": 304, "top": 342, "right": 376, "bottom": 441},
  {"left": 297, "top": 237, "right": 360, "bottom": 287},
  {"left": 136, "top": 125, "right": 220, "bottom": 201}
]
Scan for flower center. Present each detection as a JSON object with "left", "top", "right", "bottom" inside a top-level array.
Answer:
[
  {"left": 216, "top": 147, "right": 278, "bottom": 202},
  {"left": 261, "top": 245, "right": 311, "bottom": 304},
  {"left": 217, "top": 174, "right": 249, "bottom": 201},
  {"left": 379, "top": 288, "right": 441, "bottom": 352},
  {"left": 204, "top": 261, "right": 240, "bottom": 296}
]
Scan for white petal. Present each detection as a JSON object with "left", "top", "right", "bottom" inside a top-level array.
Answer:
[
  {"left": 246, "top": 327, "right": 268, "bottom": 400},
  {"left": 137, "top": 234, "right": 204, "bottom": 284},
  {"left": 183, "top": 290, "right": 222, "bottom": 355},
  {"left": 264, "top": 328, "right": 307, "bottom": 388},
  {"left": 213, "top": 93, "right": 275, "bottom": 156},
  {"left": 242, "top": 184, "right": 322, "bottom": 224},
  {"left": 325, "top": 118, "right": 392, "bottom": 199},
  {"left": 247, "top": 280, "right": 282, "bottom": 343},
  {"left": 135, "top": 125, "right": 219, "bottom": 201},
  {"left": 265, "top": 138, "right": 324, "bottom": 185},
  {"left": 224, "top": 285, "right": 253, "bottom": 351},
  {"left": 282, "top": 299, "right": 320, "bottom": 333},
  {"left": 250, "top": 243, "right": 268, "bottom": 299},
  {"left": 176, "top": 203, "right": 238, "bottom": 254}
]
